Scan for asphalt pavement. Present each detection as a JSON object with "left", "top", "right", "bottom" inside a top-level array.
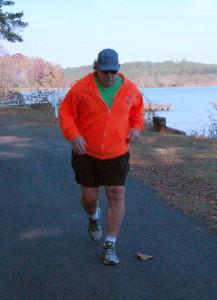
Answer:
[{"left": 0, "top": 112, "right": 217, "bottom": 300}]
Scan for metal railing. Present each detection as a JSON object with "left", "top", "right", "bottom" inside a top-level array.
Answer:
[{"left": 0, "top": 91, "right": 63, "bottom": 119}]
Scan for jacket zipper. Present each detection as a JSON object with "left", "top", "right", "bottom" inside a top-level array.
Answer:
[
  {"left": 100, "top": 108, "right": 110, "bottom": 154},
  {"left": 89, "top": 88, "right": 111, "bottom": 155}
]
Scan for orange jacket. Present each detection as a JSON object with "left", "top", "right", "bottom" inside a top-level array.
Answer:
[{"left": 59, "top": 72, "right": 144, "bottom": 159}]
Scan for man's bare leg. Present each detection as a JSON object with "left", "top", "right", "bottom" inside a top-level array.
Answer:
[
  {"left": 105, "top": 185, "right": 125, "bottom": 237},
  {"left": 81, "top": 185, "right": 99, "bottom": 215}
]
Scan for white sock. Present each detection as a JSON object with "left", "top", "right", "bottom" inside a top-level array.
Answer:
[
  {"left": 105, "top": 235, "right": 116, "bottom": 245},
  {"left": 89, "top": 207, "right": 99, "bottom": 221}
]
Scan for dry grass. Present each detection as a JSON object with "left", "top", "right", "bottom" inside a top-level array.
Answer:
[
  {"left": 1, "top": 106, "right": 217, "bottom": 232},
  {"left": 130, "top": 130, "right": 217, "bottom": 232},
  {"left": 0, "top": 105, "right": 56, "bottom": 125}
]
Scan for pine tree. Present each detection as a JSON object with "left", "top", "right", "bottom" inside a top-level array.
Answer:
[{"left": 0, "top": 0, "right": 28, "bottom": 42}]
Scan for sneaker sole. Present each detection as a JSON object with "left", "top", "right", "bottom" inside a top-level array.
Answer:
[{"left": 103, "top": 259, "right": 119, "bottom": 265}]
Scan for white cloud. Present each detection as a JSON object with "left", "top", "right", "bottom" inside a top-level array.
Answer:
[
  {"left": 95, "top": 0, "right": 129, "bottom": 16},
  {"left": 184, "top": 0, "right": 217, "bottom": 16}
]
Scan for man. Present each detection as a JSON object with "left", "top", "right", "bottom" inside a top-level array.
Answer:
[{"left": 59, "top": 48, "right": 144, "bottom": 265}]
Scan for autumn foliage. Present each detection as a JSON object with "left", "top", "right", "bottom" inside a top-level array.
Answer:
[{"left": 0, "top": 45, "right": 64, "bottom": 95}]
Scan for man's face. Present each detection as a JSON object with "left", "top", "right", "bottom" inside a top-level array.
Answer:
[{"left": 97, "top": 70, "right": 118, "bottom": 87}]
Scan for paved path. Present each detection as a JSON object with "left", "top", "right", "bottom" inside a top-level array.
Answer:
[{"left": 0, "top": 113, "right": 217, "bottom": 300}]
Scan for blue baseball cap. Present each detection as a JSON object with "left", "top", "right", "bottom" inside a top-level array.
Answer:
[{"left": 97, "top": 48, "right": 120, "bottom": 71}]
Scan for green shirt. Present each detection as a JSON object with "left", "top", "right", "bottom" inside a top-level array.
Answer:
[{"left": 94, "top": 74, "right": 124, "bottom": 109}]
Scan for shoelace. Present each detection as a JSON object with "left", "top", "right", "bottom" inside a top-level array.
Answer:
[{"left": 105, "top": 248, "right": 114, "bottom": 255}]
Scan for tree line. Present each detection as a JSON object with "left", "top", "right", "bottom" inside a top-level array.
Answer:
[{"left": 64, "top": 59, "right": 217, "bottom": 88}]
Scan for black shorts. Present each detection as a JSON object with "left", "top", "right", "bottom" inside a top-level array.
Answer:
[{"left": 71, "top": 152, "right": 130, "bottom": 187}]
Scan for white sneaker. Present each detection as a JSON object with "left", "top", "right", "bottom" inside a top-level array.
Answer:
[
  {"left": 101, "top": 242, "right": 119, "bottom": 265},
  {"left": 88, "top": 207, "right": 102, "bottom": 241}
]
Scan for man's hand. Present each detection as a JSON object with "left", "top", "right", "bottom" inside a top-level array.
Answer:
[
  {"left": 70, "top": 135, "right": 87, "bottom": 155},
  {"left": 126, "top": 127, "right": 140, "bottom": 143}
]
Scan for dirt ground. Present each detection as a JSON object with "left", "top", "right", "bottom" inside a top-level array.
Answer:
[{"left": 130, "top": 130, "right": 217, "bottom": 233}]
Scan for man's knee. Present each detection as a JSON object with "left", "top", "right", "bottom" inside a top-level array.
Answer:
[
  {"left": 106, "top": 186, "right": 125, "bottom": 203},
  {"left": 81, "top": 186, "right": 99, "bottom": 206}
]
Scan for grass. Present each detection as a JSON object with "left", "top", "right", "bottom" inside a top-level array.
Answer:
[{"left": 1, "top": 106, "right": 217, "bottom": 233}]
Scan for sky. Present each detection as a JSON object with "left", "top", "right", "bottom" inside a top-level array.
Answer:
[{"left": 1, "top": 0, "right": 217, "bottom": 68}]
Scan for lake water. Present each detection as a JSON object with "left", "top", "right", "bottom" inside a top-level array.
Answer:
[
  {"left": 141, "top": 86, "right": 217, "bottom": 135},
  {"left": 22, "top": 86, "right": 217, "bottom": 136}
]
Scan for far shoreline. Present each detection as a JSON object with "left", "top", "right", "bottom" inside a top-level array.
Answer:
[{"left": 9, "top": 83, "right": 217, "bottom": 93}]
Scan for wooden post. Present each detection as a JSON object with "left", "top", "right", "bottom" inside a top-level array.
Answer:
[
  {"left": 153, "top": 116, "right": 166, "bottom": 132},
  {"left": 153, "top": 115, "right": 186, "bottom": 135}
]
